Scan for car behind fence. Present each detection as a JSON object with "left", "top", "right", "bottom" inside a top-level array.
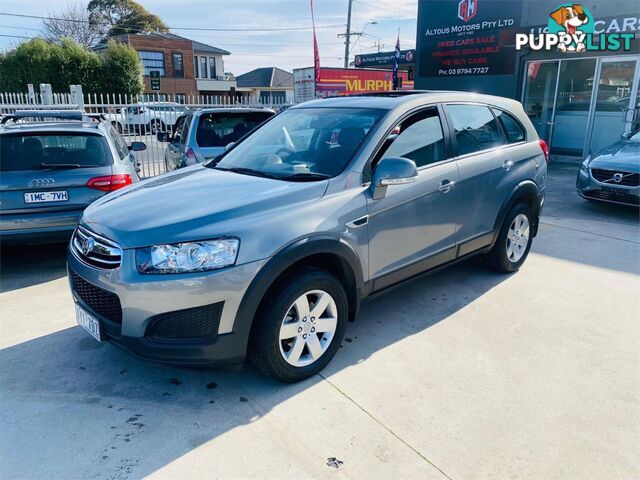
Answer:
[{"left": 0, "top": 92, "right": 291, "bottom": 178}]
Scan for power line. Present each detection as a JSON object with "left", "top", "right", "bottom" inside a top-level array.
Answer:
[
  {"left": 0, "top": 33, "right": 31, "bottom": 39},
  {"left": 0, "top": 12, "right": 345, "bottom": 32}
]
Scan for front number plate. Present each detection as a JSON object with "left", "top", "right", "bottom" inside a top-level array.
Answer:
[
  {"left": 75, "top": 304, "right": 102, "bottom": 342},
  {"left": 24, "top": 191, "right": 68, "bottom": 203}
]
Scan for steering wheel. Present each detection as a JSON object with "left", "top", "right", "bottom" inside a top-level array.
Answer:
[{"left": 275, "top": 147, "right": 304, "bottom": 164}]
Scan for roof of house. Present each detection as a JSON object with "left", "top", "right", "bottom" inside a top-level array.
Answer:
[
  {"left": 93, "top": 32, "right": 230, "bottom": 55},
  {"left": 236, "top": 67, "right": 293, "bottom": 88}
]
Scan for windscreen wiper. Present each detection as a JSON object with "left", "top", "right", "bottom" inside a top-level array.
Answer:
[
  {"left": 280, "top": 172, "right": 331, "bottom": 181},
  {"left": 214, "top": 166, "right": 280, "bottom": 179}
]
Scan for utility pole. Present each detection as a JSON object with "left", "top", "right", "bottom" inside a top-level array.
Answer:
[{"left": 343, "top": 0, "right": 353, "bottom": 68}]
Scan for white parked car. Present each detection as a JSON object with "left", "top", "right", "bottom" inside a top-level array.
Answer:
[{"left": 107, "top": 102, "right": 189, "bottom": 134}]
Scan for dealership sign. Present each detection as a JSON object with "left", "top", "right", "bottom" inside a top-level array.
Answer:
[
  {"left": 515, "top": 4, "right": 636, "bottom": 52},
  {"left": 354, "top": 49, "right": 415, "bottom": 68}
]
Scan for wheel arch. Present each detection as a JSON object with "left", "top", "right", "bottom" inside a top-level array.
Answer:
[
  {"left": 493, "top": 180, "right": 542, "bottom": 246},
  {"left": 233, "top": 236, "right": 365, "bottom": 358}
]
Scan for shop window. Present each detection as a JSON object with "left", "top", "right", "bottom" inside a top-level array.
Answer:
[{"left": 446, "top": 104, "right": 505, "bottom": 155}]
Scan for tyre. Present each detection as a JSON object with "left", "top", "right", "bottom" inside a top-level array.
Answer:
[
  {"left": 249, "top": 267, "right": 348, "bottom": 382},
  {"left": 147, "top": 120, "right": 165, "bottom": 134},
  {"left": 486, "top": 203, "right": 534, "bottom": 273}
]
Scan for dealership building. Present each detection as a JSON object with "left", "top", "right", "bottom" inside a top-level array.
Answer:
[{"left": 415, "top": 0, "right": 640, "bottom": 159}]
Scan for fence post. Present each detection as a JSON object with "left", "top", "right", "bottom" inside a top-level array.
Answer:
[
  {"left": 40, "top": 84, "right": 53, "bottom": 105},
  {"left": 70, "top": 85, "right": 84, "bottom": 111}
]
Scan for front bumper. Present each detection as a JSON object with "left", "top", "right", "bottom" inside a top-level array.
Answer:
[
  {"left": 576, "top": 168, "right": 640, "bottom": 206},
  {"left": 67, "top": 244, "right": 267, "bottom": 366}
]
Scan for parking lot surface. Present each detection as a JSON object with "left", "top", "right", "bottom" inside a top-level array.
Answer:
[{"left": 1, "top": 163, "right": 639, "bottom": 479}]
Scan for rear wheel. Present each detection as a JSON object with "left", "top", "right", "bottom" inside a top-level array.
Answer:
[
  {"left": 250, "top": 267, "right": 348, "bottom": 382},
  {"left": 486, "top": 203, "right": 534, "bottom": 273}
]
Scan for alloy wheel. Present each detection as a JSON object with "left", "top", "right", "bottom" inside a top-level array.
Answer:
[
  {"left": 506, "top": 213, "right": 530, "bottom": 263},
  {"left": 278, "top": 289, "right": 338, "bottom": 367}
]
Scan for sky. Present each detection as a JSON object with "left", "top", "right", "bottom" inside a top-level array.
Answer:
[{"left": 0, "top": 0, "right": 419, "bottom": 75}]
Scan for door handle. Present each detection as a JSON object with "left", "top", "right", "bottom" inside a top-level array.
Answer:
[
  {"left": 438, "top": 180, "right": 456, "bottom": 193},
  {"left": 503, "top": 160, "right": 515, "bottom": 171}
]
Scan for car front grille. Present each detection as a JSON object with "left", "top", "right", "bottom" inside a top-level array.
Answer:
[
  {"left": 583, "top": 189, "right": 640, "bottom": 206},
  {"left": 70, "top": 270, "right": 123, "bottom": 324},
  {"left": 71, "top": 226, "right": 122, "bottom": 269},
  {"left": 591, "top": 169, "right": 640, "bottom": 187},
  {"left": 146, "top": 303, "right": 223, "bottom": 343}
]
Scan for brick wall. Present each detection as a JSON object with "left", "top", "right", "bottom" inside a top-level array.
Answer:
[{"left": 125, "top": 35, "right": 199, "bottom": 97}]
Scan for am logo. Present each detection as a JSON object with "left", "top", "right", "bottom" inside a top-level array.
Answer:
[{"left": 458, "top": 0, "right": 478, "bottom": 22}]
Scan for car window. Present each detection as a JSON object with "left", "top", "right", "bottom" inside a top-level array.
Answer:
[
  {"left": 172, "top": 116, "right": 189, "bottom": 145},
  {"left": 108, "top": 126, "right": 129, "bottom": 159},
  {"left": 195, "top": 111, "right": 274, "bottom": 148},
  {"left": 379, "top": 108, "right": 445, "bottom": 168},
  {"left": 176, "top": 115, "right": 191, "bottom": 145},
  {"left": 213, "top": 108, "right": 384, "bottom": 178},
  {"left": 0, "top": 133, "right": 112, "bottom": 171},
  {"left": 492, "top": 108, "right": 526, "bottom": 144},
  {"left": 447, "top": 104, "right": 505, "bottom": 155}
]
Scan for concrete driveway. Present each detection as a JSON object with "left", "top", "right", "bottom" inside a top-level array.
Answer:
[{"left": 1, "top": 164, "right": 638, "bottom": 479}]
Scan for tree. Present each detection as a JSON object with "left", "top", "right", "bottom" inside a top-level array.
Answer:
[
  {"left": 42, "top": 2, "right": 102, "bottom": 48},
  {"left": 87, "top": 0, "right": 169, "bottom": 37},
  {"left": 0, "top": 38, "right": 143, "bottom": 96}
]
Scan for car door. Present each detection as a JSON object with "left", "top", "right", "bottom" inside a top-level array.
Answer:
[
  {"left": 366, "top": 106, "right": 459, "bottom": 288},
  {"left": 165, "top": 115, "right": 190, "bottom": 171},
  {"left": 443, "top": 103, "right": 514, "bottom": 247}
]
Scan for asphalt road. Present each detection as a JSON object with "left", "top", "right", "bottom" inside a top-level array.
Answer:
[{"left": 1, "top": 163, "right": 639, "bottom": 479}]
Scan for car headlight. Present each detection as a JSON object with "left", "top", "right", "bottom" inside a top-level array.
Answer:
[
  {"left": 136, "top": 238, "right": 239, "bottom": 274},
  {"left": 580, "top": 156, "right": 590, "bottom": 172}
]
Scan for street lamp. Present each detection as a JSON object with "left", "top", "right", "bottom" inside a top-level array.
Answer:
[{"left": 339, "top": 20, "right": 378, "bottom": 67}]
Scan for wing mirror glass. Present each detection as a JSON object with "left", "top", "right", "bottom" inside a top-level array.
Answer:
[
  {"left": 128, "top": 141, "right": 146, "bottom": 152},
  {"left": 371, "top": 157, "right": 418, "bottom": 200}
]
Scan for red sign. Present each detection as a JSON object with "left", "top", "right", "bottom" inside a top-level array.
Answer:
[{"left": 316, "top": 68, "right": 414, "bottom": 97}]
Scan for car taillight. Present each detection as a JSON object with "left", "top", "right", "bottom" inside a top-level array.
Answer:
[
  {"left": 87, "top": 174, "right": 132, "bottom": 192},
  {"left": 538, "top": 139, "right": 550, "bottom": 163},
  {"left": 186, "top": 147, "right": 196, "bottom": 159}
]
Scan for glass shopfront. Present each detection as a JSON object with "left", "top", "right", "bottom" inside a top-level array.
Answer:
[{"left": 522, "top": 56, "right": 640, "bottom": 157}]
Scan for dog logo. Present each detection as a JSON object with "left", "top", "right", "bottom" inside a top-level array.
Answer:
[
  {"left": 548, "top": 4, "right": 594, "bottom": 52},
  {"left": 457, "top": 0, "right": 478, "bottom": 23}
]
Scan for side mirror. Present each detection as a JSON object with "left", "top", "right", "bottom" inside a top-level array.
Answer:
[
  {"left": 157, "top": 131, "right": 169, "bottom": 142},
  {"left": 225, "top": 142, "right": 236, "bottom": 152},
  {"left": 371, "top": 157, "right": 418, "bottom": 200},
  {"left": 129, "top": 141, "right": 146, "bottom": 152}
]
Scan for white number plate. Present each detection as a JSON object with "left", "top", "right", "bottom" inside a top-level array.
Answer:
[
  {"left": 24, "top": 191, "right": 68, "bottom": 203},
  {"left": 75, "top": 304, "right": 102, "bottom": 342}
]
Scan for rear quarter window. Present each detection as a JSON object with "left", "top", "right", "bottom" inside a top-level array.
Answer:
[
  {"left": 492, "top": 108, "right": 526, "bottom": 144},
  {"left": 0, "top": 133, "right": 112, "bottom": 172}
]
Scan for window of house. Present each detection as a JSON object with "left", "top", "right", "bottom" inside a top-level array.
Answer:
[
  {"left": 209, "top": 57, "right": 217, "bottom": 79},
  {"left": 172, "top": 53, "right": 184, "bottom": 78},
  {"left": 138, "top": 51, "right": 165, "bottom": 77},
  {"left": 379, "top": 107, "right": 446, "bottom": 168},
  {"left": 200, "top": 57, "right": 208, "bottom": 79},
  {"left": 492, "top": 108, "right": 526, "bottom": 144},
  {"left": 194, "top": 56, "right": 199, "bottom": 78},
  {"left": 446, "top": 104, "right": 505, "bottom": 156}
]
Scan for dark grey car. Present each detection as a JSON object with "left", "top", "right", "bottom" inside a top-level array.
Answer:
[
  {"left": 160, "top": 108, "right": 275, "bottom": 171},
  {"left": 68, "top": 92, "right": 547, "bottom": 382},
  {"left": 577, "top": 129, "right": 640, "bottom": 206},
  {"left": 0, "top": 111, "right": 145, "bottom": 244}
]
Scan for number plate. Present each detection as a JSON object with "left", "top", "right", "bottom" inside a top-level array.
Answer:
[
  {"left": 75, "top": 304, "right": 102, "bottom": 342},
  {"left": 24, "top": 191, "right": 68, "bottom": 203}
]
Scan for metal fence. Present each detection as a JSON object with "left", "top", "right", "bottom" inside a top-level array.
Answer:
[{"left": 0, "top": 92, "right": 292, "bottom": 178}]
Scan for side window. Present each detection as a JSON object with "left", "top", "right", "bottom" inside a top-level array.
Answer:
[
  {"left": 176, "top": 115, "right": 191, "bottom": 145},
  {"left": 447, "top": 104, "right": 505, "bottom": 156},
  {"left": 379, "top": 107, "right": 446, "bottom": 168},
  {"left": 108, "top": 127, "right": 129, "bottom": 159},
  {"left": 492, "top": 108, "right": 526, "bottom": 144}
]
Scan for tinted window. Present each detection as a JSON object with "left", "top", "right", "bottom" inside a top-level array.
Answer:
[
  {"left": 173, "top": 115, "right": 191, "bottom": 145},
  {"left": 447, "top": 104, "right": 505, "bottom": 155},
  {"left": 213, "top": 108, "right": 384, "bottom": 178},
  {"left": 0, "top": 133, "right": 111, "bottom": 171},
  {"left": 493, "top": 109, "right": 526, "bottom": 143},
  {"left": 381, "top": 108, "right": 445, "bottom": 168},
  {"left": 196, "top": 111, "right": 274, "bottom": 147},
  {"left": 108, "top": 126, "right": 129, "bottom": 159}
]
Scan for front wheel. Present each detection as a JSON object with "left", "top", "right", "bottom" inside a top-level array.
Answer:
[
  {"left": 486, "top": 203, "right": 534, "bottom": 273},
  {"left": 249, "top": 267, "right": 348, "bottom": 382}
]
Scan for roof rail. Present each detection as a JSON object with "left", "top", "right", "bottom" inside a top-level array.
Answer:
[
  {"left": 342, "top": 90, "right": 437, "bottom": 98},
  {"left": 0, "top": 110, "right": 99, "bottom": 125}
]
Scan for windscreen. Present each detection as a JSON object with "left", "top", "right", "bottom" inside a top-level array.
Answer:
[
  {"left": 195, "top": 111, "right": 274, "bottom": 147},
  {"left": 0, "top": 133, "right": 112, "bottom": 172},
  {"left": 210, "top": 108, "right": 384, "bottom": 178}
]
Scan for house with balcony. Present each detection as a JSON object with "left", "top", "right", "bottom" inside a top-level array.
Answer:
[{"left": 95, "top": 32, "right": 235, "bottom": 101}]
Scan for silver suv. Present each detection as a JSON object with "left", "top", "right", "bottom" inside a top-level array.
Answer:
[
  {"left": 68, "top": 92, "right": 547, "bottom": 382},
  {"left": 0, "top": 111, "right": 144, "bottom": 244}
]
